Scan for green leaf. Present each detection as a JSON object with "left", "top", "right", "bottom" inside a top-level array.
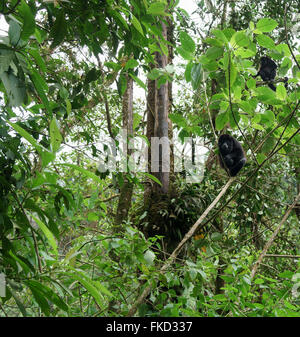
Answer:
[
  {"left": 0, "top": 71, "right": 26, "bottom": 106},
  {"left": 69, "top": 273, "right": 105, "bottom": 308},
  {"left": 8, "top": 20, "right": 21, "bottom": 46},
  {"left": 50, "top": 10, "right": 68, "bottom": 48},
  {"left": 247, "top": 77, "right": 256, "bottom": 90},
  {"left": 124, "top": 58, "right": 139, "bottom": 70},
  {"left": 191, "top": 63, "right": 202, "bottom": 90},
  {"left": 257, "top": 153, "right": 266, "bottom": 164},
  {"left": 276, "top": 83, "right": 287, "bottom": 100},
  {"left": 129, "top": 73, "right": 147, "bottom": 90},
  {"left": 131, "top": 15, "right": 144, "bottom": 36},
  {"left": 179, "top": 31, "right": 196, "bottom": 54},
  {"left": 177, "top": 46, "right": 193, "bottom": 60},
  {"left": 9, "top": 289, "right": 28, "bottom": 317},
  {"left": 0, "top": 49, "right": 14, "bottom": 74},
  {"left": 144, "top": 172, "right": 162, "bottom": 186},
  {"left": 205, "top": 46, "right": 223, "bottom": 60},
  {"left": 8, "top": 122, "right": 43, "bottom": 154},
  {"left": 147, "top": 2, "right": 167, "bottom": 16},
  {"left": 25, "top": 280, "right": 68, "bottom": 313},
  {"left": 30, "top": 69, "right": 50, "bottom": 113},
  {"left": 50, "top": 118, "right": 62, "bottom": 153},
  {"left": 256, "top": 34, "right": 275, "bottom": 49},
  {"left": 31, "top": 214, "right": 58, "bottom": 256},
  {"left": 19, "top": 0, "right": 35, "bottom": 41},
  {"left": 184, "top": 61, "right": 193, "bottom": 82},
  {"left": 230, "top": 31, "right": 250, "bottom": 48},
  {"left": 169, "top": 113, "right": 187, "bottom": 127},
  {"left": 29, "top": 49, "right": 47, "bottom": 73},
  {"left": 215, "top": 112, "right": 229, "bottom": 131},
  {"left": 256, "top": 18, "right": 278, "bottom": 33}
]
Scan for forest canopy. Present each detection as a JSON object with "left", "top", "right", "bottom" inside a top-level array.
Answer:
[{"left": 0, "top": 0, "right": 299, "bottom": 317}]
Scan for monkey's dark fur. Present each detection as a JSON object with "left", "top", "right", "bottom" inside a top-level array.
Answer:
[
  {"left": 218, "top": 134, "right": 246, "bottom": 177},
  {"left": 254, "top": 56, "right": 277, "bottom": 91}
]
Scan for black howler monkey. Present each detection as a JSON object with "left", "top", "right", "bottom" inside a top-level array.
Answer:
[
  {"left": 218, "top": 134, "right": 246, "bottom": 177},
  {"left": 254, "top": 56, "right": 277, "bottom": 91}
]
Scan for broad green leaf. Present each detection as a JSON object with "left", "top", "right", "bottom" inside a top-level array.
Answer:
[
  {"left": 204, "top": 37, "right": 223, "bottom": 47},
  {"left": 235, "top": 47, "right": 256, "bottom": 58},
  {"left": 179, "top": 31, "right": 196, "bottom": 54},
  {"left": 147, "top": 2, "right": 167, "bottom": 16},
  {"left": 169, "top": 113, "right": 187, "bottom": 127},
  {"left": 191, "top": 63, "right": 202, "bottom": 90},
  {"left": 230, "top": 31, "right": 250, "bottom": 48},
  {"left": 184, "top": 61, "right": 193, "bottom": 82},
  {"left": 50, "top": 10, "right": 67, "bottom": 48},
  {"left": 257, "top": 153, "right": 266, "bottom": 164},
  {"left": 256, "top": 18, "right": 278, "bottom": 33},
  {"left": 50, "top": 118, "right": 62, "bottom": 153},
  {"left": 124, "top": 58, "right": 139, "bottom": 70},
  {"left": 31, "top": 214, "right": 58, "bottom": 256},
  {"left": 276, "top": 84, "right": 287, "bottom": 100},
  {"left": 205, "top": 46, "right": 223, "bottom": 60},
  {"left": 215, "top": 112, "right": 229, "bottom": 131},
  {"left": 26, "top": 280, "right": 68, "bottom": 313},
  {"left": 8, "top": 21, "right": 21, "bottom": 46},
  {"left": 0, "top": 49, "right": 14, "bottom": 74},
  {"left": 131, "top": 15, "right": 144, "bottom": 36},
  {"left": 0, "top": 71, "right": 26, "bottom": 106},
  {"left": 19, "top": 0, "right": 35, "bottom": 41},
  {"left": 177, "top": 46, "right": 193, "bottom": 60},
  {"left": 247, "top": 77, "right": 256, "bottom": 90},
  {"left": 256, "top": 34, "right": 275, "bottom": 49}
]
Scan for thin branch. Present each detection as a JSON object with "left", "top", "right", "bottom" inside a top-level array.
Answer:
[
  {"left": 265, "top": 254, "right": 300, "bottom": 259},
  {"left": 251, "top": 190, "right": 300, "bottom": 279}
]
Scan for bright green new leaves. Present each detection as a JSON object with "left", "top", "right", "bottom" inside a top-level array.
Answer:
[
  {"left": 276, "top": 83, "right": 287, "bottom": 100},
  {"left": 230, "top": 31, "right": 250, "bottom": 48},
  {"left": 177, "top": 31, "right": 195, "bottom": 60},
  {"left": 256, "top": 34, "right": 276, "bottom": 49},
  {"left": 256, "top": 18, "right": 278, "bottom": 33}
]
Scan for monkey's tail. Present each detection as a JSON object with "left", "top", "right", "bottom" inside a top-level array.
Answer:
[{"left": 268, "top": 82, "right": 276, "bottom": 91}]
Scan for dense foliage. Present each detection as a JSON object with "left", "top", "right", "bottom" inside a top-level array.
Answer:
[{"left": 0, "top": 0, "right": 299, "bottom": 317}]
